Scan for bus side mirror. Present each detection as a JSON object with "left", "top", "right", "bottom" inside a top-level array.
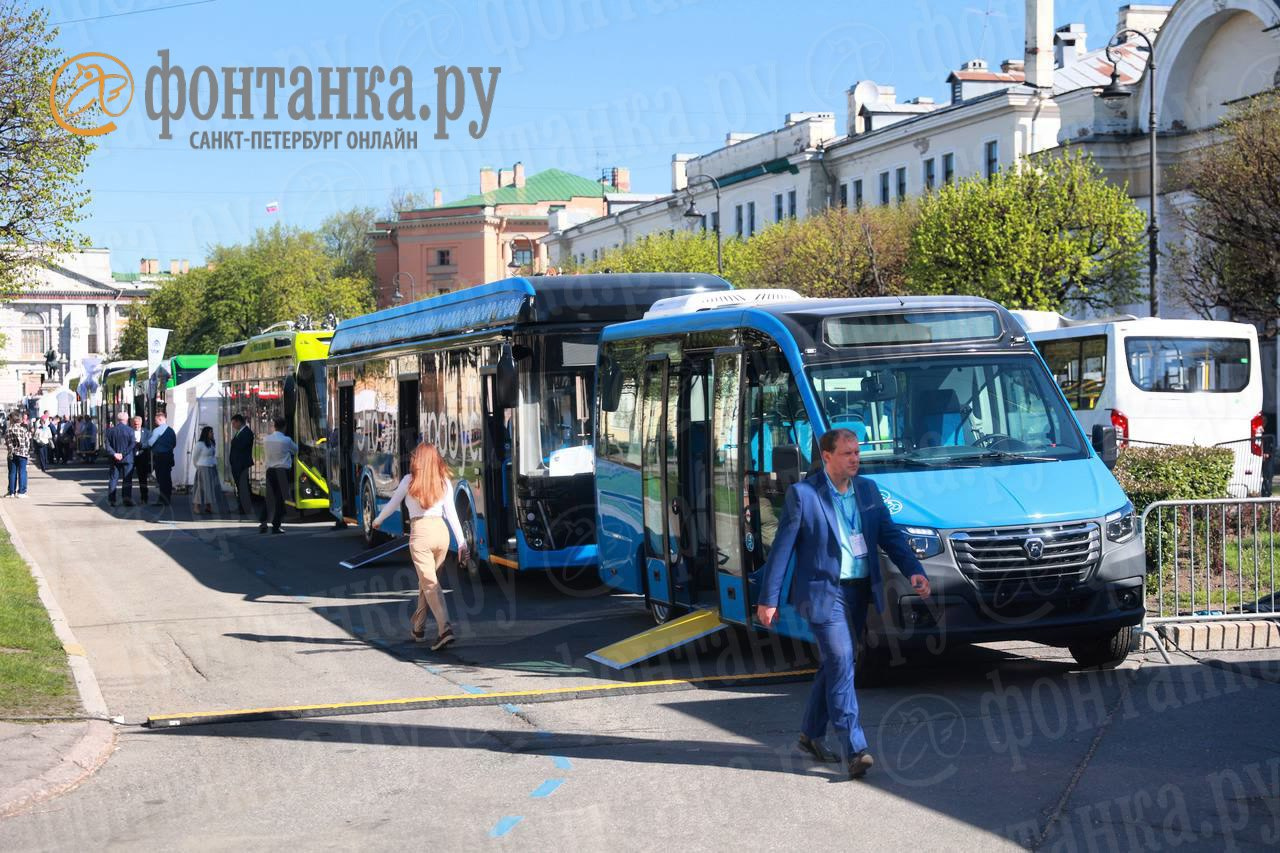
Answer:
[
  {"left": 772, "top": 444, "right": 803, "bottom": 491},
  {"left": 495, "top": 344, "right": 519, "bottom": 410},
  {"left": 1092, "top": 424, "right": 1118, "bottom": 469},
  {"left": 600, "top": 358, "right": 623, "bottom": 413}
]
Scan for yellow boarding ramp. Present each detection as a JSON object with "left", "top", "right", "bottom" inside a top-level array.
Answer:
[{"left": 586, "top": 608, "right": 727, "bottom": 670}]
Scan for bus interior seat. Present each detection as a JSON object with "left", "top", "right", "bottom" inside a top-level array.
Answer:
[{"left": 912, "top": 389, "right": 972, "bottom": 448}]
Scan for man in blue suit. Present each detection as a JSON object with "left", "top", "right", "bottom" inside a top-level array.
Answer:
[
  {"left": 147, "top": 411, "right": 177, "bottom": 505},
  {"left": 104, "top": 412, "right": 136, "bottom": 507},
  {"left": 757, "top": 428, "right": 930, "bottom": 779}
]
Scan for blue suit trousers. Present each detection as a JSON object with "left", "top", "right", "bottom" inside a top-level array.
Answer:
[{"left": 802, "top": 579, "right": 871, "bottom": 756}]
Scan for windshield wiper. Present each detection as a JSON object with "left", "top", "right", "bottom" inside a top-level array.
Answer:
[
  {"left": 871, "top": 455, "right": 944, "bottom": 468},
  {"left": 962, "top": 450, "right": 1060, "bottom": 464}
]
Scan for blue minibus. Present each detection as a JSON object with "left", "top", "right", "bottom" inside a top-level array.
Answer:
[
  {"left": 326, "top": 273, "right": 731, "bottom": 575},
  {"left": 595, "top": 291, "right": 1145, "bottom": 669}
]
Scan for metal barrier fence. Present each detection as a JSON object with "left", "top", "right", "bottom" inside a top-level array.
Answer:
[{"left": 1140, "top": 497, "right": 1280, "bottom": 622}]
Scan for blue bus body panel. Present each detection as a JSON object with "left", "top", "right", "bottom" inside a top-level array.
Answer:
[
  {"left": 515, "top": 530, "right": 597, "bottom": 570},
  {"left": 595, "top": 458, "right": 644, "bottom": 593}
]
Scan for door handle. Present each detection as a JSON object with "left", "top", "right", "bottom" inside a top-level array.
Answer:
[{"left": 670, "top": 497, "right": 682, "bottom": 516}]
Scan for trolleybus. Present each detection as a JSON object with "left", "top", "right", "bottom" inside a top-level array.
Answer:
[{"left": 325, "top": 273, "right": 732, "bottom": 575}]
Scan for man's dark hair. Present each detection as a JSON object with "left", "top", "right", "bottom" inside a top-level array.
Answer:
[
  {"left": 273, "top": 416, "right": 286, "bottom": 431},
  {"left": 231, "top": 413, "right": 245, "bottom": 425},
  {"left": 818, "top": 428, "right": 859, "bottom": 454}
]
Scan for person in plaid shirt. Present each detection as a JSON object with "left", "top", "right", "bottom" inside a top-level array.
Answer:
[{"left": 6, "top": 412, "right": 31, "bottom": 498}]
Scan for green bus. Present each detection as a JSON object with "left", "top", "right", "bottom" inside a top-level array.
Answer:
[{"left": 217, "top": 327, "right": 332, "bottom": 512}]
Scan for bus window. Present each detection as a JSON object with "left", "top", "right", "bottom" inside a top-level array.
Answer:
[
  {"left": 517, "top": 335, "right": 597, "bottom": 478},
  {"left": 1125, "top": 336, "right": 1251, "bottom": 393},
  {"left": 746, "top": 348, "right": 812, "bottom": 557},
  {"left": 1039, "top": 336, "right": 1106, "bottom": 410},
  {"left": 598, "top": 342, "right": 643, "bottom": 468}
]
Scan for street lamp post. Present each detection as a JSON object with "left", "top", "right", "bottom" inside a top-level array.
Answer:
[
  {"left": 1099, "top": 29, "right": 1159, "bottom": 317},
  {"left": 681, "top": 173, "right": 722, "bottom": 274},
  {"left": 391, "top": 271, "right": 415, "bottom": 303},
  {"left": 508, "top": 232, "right": 538, "bottom": 273}
]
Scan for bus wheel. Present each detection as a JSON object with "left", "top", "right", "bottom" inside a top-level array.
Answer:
[
  {"left": 1068, "top": 626, "right": 1135, "bottom": 669},
  {"left": 456, "top": 497, "right": 481, "bottom": 577},
  {"left": 649, "top": 600, "right": 672, "bottom": 625},
  {"left": 360, "top": 481, "right": 385, "bottom": 548}
]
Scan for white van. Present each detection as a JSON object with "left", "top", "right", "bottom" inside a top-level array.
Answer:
[{"left": 1014, "top": 313, "right": 1266, "bottom": 494}]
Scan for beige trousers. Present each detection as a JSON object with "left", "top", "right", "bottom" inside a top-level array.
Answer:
[{"left": 409, "top": 516, "right": 451, "bottom": 635}]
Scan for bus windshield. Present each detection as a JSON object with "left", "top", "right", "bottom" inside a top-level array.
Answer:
[
  {"left": 808, "top": 354, "right": 1087, "bottom": 469},
  {"left": 517, "top": 335, "right": 597, "bottom": 477}
]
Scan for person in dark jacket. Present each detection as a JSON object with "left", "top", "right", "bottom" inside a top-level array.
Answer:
[
  {"left": 228, "top": 413, "right": 254, "bottom": 516},
  {"left": 104, "top": 412, "right": 136, "bottom": 506},
  {"left": 130, "top": 415, "right": 151, "bottom": 504},
  {"left": 147, "top": 411, "right": 177, "bottom": 505}
]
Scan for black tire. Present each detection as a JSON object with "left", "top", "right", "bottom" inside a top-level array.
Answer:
[
  {"left": 1068, "top": 625, "right": 1136, "bottom": 669},
  {"left": 360, "top": 480, "right": 386, "bottom": 548},
  {"left": 649, "top": 600, "right": 673, "bottom": 625},
  {"left": 455, "top": 496, "right": 482, "bottom": 577}
]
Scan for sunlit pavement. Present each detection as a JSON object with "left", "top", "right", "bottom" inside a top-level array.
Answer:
[{"left": 1, "top": 465, "right": 1277, "bottom": 850}]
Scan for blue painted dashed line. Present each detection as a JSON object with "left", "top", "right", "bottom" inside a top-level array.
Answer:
[
  {"left": 551, "top": 756, "right": 572, "bottom": 770},
  {"left": 500, "top": 703, "right": 520, "bottom": 715},
  {"left": 423, "top": 665, "right": 442, "bottom": 674},
  {"left": 489, "top": 816, "right": 523, "bottom": 838},
  {"left": 460, "top": 684, "right": 485, "bottom": 695},
  {"left": 529, "top": 779, "right": 564, "bottom": 799}
]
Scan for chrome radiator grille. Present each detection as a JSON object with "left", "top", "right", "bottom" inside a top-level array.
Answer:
[{"left": 949, "top": 521, "right": 1100, "bottom": 592}]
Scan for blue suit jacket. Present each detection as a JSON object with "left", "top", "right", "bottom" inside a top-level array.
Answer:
[
  {"left": 149, "top": 425, "right": 176, "bottom": 455},
  {"left": 758, "top": 470, "right": 927, "bottom": 622},
  {"left": 104, "top": 423, "right": 136, "bottom": 464}
]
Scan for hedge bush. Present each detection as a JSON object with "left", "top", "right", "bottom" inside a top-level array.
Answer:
[{"left": 1112, "top": 444, "right": 1235, "bottom": 514}]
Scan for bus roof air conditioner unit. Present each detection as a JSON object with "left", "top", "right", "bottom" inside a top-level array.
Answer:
[{"left": 643, "top": 288, "right": 806, "bottom": 319}]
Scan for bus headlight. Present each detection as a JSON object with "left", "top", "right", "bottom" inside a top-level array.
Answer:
[
  {"left": 1105, "top": 503, "right": 1137, "bottom": 543},
  {"left": 903, "top": 526, "right": 943, "bottom": 559}
]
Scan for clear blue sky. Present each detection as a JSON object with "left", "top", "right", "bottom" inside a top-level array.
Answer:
[{"left": 47, "top": 0, "right": 1120, "bottom": 271}]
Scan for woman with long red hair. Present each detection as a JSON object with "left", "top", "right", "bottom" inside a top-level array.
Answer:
[{"left": 372, "top": 442, "right": 469, "bottom": 649}]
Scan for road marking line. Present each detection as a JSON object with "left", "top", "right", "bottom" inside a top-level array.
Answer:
[
  {"left": 143, "top": 667, "right": 817, "bottom": 728},
  {"left": 489, "top": 816, "right": 523, "bottom": 838},
  {"left": 500, "top": 703, "right": 520, "bottom": 714},
  {"left": 529, "top": 779, "right": 564, "bottom": 799},
  {"left": 551, "top": 756, "right": 572, "bottom": 770}
]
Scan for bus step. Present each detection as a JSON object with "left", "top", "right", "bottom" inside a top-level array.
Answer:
[
  {"left": 339, "top": 537, "right": 409, "bottom": 570},
  {"left": 585, "top": 608, "right": 727, "bottom": 670}
]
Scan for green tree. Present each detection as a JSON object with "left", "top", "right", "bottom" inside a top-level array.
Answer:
[
  {"left": 318, "top": 205, "right": 378, "bottom": 284},
  {"left": 586, "top": 230, "right": 724, "bottom": 275},
  {"left": 0, "top": 3, "right": 93, "bottom": 294},
  {"left": 116, "top": 224, "right": 374, "bottom": 358},
  {"left": 908, "top": 150, "right": 1146, "bottom": 311},
  {"left": 1172, "top": 93, "right": 1280, "bottom": 338},
  {"left": 733, "top": 206, "right": 917, "bottom": 297}
]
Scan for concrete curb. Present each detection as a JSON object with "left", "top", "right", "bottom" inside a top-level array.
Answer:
[
  {"left": 1141, "top": 620, "right": 1280, "bottom": 652},
  {"left": 0, "top": 500, "right": 117, "bottom": 819}
]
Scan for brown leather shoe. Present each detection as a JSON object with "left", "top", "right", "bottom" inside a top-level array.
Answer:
[
  {"left": 848, "top": 750, "right": 875, "bottom": 779},
  {"left": 797, "top": 734, "right": 839, "bottom": 763}
]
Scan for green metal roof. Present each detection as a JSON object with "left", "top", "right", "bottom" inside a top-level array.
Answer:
[{"left": 433, "top": 169, "right": 611, "bottom": 210}]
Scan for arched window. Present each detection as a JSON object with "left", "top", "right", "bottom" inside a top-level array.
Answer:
[{"left": 20, "top": 311, "right": 46, "bottom": 356}]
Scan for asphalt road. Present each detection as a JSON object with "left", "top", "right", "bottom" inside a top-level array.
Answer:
[{"left": 2, "top": 464, "right": 1278, "bottom": 851}]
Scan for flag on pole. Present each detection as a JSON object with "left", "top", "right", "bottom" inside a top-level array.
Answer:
[
  {"left": 146, "top": 327, "right": 171, "bottom": 378},
  {"left": 265, "top": 200, "right": 280, "bottom": 214}
]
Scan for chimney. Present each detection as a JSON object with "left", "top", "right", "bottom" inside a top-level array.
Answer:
[
  {"left": 170, "top": 259, "right": 180, "bottom": 275},
  {"left": 513, "top": 162, "right": 526, "bottom": 188},
  {"left": 148, "top": 258, "right": 159, "bottom": 274},
  {"left": 847, "top": 81, "right": 880, "bottom": 135},
  {"left": 433, "top": 188, "right": 443, "bottom": 207},
  {"left": 181, "top": 259, "right": 189, "bottom": 273},
  {"left": 1054, "top": 23, "right": 1087, "bottom": 67},
  {"left": 498, "top": 167, "right": 514, "bottom": 187},
  {"left": 1000, "top": 59, "right": 1025, "bottom": 75},
  {"left": 671, "top": 153, "right": 693, "bottom": 192},
  {"left": 139, "top": 258, "right": 148, "bottom": 274},
  {"left": 480, "top": 167, "right": 497, "bottom": 194},
  {"left": 1025, "top": 0, "right": 1054, "bottom": 89},
  {"left": 611, "top": 167, "right": 630, "bottom": 192}
]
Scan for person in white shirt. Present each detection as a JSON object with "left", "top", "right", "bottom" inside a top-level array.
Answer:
[
  {"left": 259, "top": 416, "right": 298, "bottom": 534},
  {"left": 191, "top": 425, "right": 228, "bottom": 514},
  {"left": 372, "top": 442, "right": 469, "bottom": 650},
  {"left": 130, "top": 415, "right": 152, "bottom": 504}
]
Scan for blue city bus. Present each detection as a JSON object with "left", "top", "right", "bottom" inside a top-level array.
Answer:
[
  {"left": 594, "top": 291, "right": 1145, "bottom": 669},
  {"left": 326, "top": 273, "right": 732, "bottom": 575}
]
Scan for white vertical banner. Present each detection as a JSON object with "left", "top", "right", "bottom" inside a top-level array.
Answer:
[{"left": 147, "top": 327, "right": 171, "bottom": 378}]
